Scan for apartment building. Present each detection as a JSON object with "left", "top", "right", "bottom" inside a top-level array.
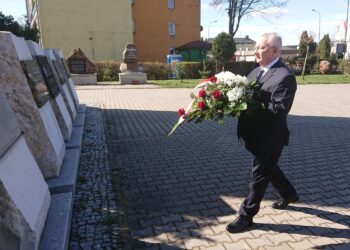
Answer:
[{"left": 26, "top": 0, "right": 133, "bottom": 61}]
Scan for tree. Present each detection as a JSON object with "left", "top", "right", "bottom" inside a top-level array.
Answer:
[
  {"left": 210, "top": 0, "right": 288, "bottom": 37},
  {"left": 0, "top": 12, "right": 39, "bottom": 42},
  {"left": 299, "top": 30, "right": 314, "bottom": 57},
  {"left": 211, "top": 32, "right": 236, "bottom": 72},
  {"left": 319, "top": 34, "right": 331, "bottom": 60}
]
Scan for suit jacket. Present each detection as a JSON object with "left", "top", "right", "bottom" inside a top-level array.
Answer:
[{"left": 237, "top": 59, "right": 297, "bottom": 156}]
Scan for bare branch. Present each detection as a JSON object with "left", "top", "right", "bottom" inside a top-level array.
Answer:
[{"left": 210, "top": 0, "right": 289, "bottom": 37}]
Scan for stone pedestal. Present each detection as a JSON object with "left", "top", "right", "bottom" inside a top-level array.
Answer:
[
  {"left": 70, "top": 73, "right": 97, "bottom": 85},
  {"left": 0, "top": 90, "right": 50, "bottom": 250},
  {"left": 119, "top": 72, "right": 147, "bottom": 84},
  {"left": 0, "top": 31, "right": 64, "bottom": 178}
]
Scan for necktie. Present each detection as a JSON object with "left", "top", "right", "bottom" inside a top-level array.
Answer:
[{"left": 256, "top": 70, "right": 264, "bottom": 81}]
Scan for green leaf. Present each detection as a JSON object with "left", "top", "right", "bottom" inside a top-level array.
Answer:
[
  {"left": 224, "top": 106, "right": 234, "bottom": 115},
  {"left": 235, "top": 102, "right": 247, "bottom": 111}
]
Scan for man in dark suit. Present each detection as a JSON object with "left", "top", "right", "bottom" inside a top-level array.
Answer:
[{"left": 226, "top": 33, "right": 299, "bottom": 233}]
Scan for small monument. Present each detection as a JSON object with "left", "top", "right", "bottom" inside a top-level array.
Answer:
[
  {"left": 0, "top": 32, "right": 65, "bottom": 178},
  {"left": 26, "top": 40, "right": 77, "bottom": 121},
  {"left": 44, "top": 48, "right": 77, "bottom": 120},
  {"left": 52, "top": 48, "right": 80, "bottom": 107},
  {"left": 0, "top": 89, "right": 51, "bottom": 250},
  {"left": 119, "top": 43, "right": 147, "bottom": 84},
  {"left": 24, "top": 42, "right": 73, "bottom": 142},
  {"left": 66, "top": 48, "right": 97, "bottom": 85}
]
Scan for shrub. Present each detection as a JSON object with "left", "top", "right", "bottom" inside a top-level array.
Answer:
[
  {"left": 181, "top": 62, "right": 202, "bottom": 79},
  {"left": 198, "top": 61, "right": 212, "bottom": 79},
  {"left": 143, "top": 62, "right": 171, "bottom": 80},
  {"left": 338, "top": 59, "right": 350, "bottom": 74},
  {"left": 175, "top": 62, "right": 186, "bottom": 82},
  {"left": 311, "top": 62, "right": 320, "bottom": 74},
  {"left": 319, "top": 60, "right": 331, "bottom": 74},
  {"left": 95, "top": 61, "right": 120, "bottom": 81}
]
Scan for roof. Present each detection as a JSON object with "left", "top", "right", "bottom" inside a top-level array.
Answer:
[
  {"left": 207, "top": 36, "right": 256, "bottom": 45},
  {"left": 233, "top": 37, "right": 256, "bottom": 44},
  {"left": 176, "top": 40, "right": 212, "bottom": 50}
]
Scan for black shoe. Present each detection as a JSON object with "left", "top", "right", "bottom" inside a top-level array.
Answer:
[
  {"left": 226, "top": 216, "right": 253, "bottom": 234},
  {"left": 272, "top": 195, "right": 299, "bottom": 210}
]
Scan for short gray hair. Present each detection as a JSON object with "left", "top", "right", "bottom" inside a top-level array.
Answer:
[{"left": 261, "top": 33, "right": 282, "bottom": 50}]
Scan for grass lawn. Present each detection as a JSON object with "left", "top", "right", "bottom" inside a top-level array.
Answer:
[
  {"left": 149, "top": 74, "right": 350, "bottom": 88},
  {"left": 149, "top": 79, "right": 201, "bottom": 88},
  {"left": 296, "top": 74, "right": 350, "bottom": 84}
]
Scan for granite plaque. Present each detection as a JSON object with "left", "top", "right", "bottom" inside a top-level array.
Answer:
[
  {"left": 21, "top": 60, "right": 50, "bottom": 108},
  {"left": 123, "top": 44, "right": 137, "bottom": 64},
  {"left": 69, "top": 58, "right": 86, "bottom": 74},
  {"left": 0, "top": 90, "right": 22, "bottom": 158},
  {"left": 53, "top": 60, "right": 67, "bottom": 84},
  {"left": 36, "top": 55, "right": 61, "bottom": 98}
]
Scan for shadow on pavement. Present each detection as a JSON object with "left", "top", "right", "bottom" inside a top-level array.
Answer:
[{"left": 102, "top": 108, "right": 350, "bottom": 249}]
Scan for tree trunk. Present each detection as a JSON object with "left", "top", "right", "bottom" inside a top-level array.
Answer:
[{"left": 301, "top": 45, "right": 309, "bottom": 80}]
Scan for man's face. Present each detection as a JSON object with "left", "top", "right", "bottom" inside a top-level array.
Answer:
[{"left": 254, "top": 37, "right": 279, "bottom": 67}]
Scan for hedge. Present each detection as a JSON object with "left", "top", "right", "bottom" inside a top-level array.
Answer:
[{"left": 94, "top": 61, "right": 259, "bottom": 81}]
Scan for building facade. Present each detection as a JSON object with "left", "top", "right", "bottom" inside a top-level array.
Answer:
[
  {"left": 131, "top": 0, "right": 201, "bottom": 62},
  {"left": 26, "top": 0, "right": 133, "bottom": 61}
]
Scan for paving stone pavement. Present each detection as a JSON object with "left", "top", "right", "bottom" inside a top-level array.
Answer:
[
  {"left": 75, "top": 84, "right": 350, "bottom": 250},
  {"left": 69, "top": 105, "right": 121, "bottom": 250}
]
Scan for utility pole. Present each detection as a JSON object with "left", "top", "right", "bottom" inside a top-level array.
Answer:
[
  {"left": 345, "top": 0, "right": 349, "bottom": 43},
  {"left": 208, "top": 20, "right": 217, "bottom": 40},
  {"left": 312, "top": 9, "right": 321, "bottom": 43}
]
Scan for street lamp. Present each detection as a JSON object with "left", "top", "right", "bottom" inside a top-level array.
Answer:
[
  {"left": 345, "top": 0, "right": 349, "bottom": 43},
  {"left": 208, "top": 20, "right": 217, "bottom": 39},
  {"left": 312, "top": 9, "right": 321, "bottom": 43}
]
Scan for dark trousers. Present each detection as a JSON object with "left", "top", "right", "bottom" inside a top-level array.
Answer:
[{"left": 239, "top": 144, "right": 297, "bottom": 219}]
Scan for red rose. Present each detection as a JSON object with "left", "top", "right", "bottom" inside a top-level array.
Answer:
[
  {"left": 198, "top": 89, "right": 207, "bottom": 98},
  {"left": 198, "top": 101, "right": 206, "bottom": 109},
  {"left": 178, "top": 108, "right": 185, "bottom": 117},
  {"left": 208, "top": 76, "right": 217, "bottom": 83},
  {"left": 212, "top": 90, "right": 221, "bottom": 100}
]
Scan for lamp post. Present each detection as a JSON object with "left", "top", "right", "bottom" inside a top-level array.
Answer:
[
  {"left": 312, "top": 9, "right": 321, "bottom": 43},
  {"left": 345, "top": 0, "right": 349, "bottom": 43},
  {"left": 208, "top": 20, "right": 217, "bottom": 39}
]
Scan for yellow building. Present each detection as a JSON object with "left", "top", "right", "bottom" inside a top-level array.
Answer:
[
  {"left": 26, "top": 0, "right": 133, "bottom": 61},
  {"left": 132, "top": 0, "right": 201, "bottom": 62},
  {"left": 26, "top": 0, "right": 201, "bottom": 62}
]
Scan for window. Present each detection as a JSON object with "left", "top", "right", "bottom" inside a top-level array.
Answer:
[
  {"left": 168, "top": 22, "right": 176, "bottom": 36},
  {"left": 168, "top": 0, "right": 175, "bottom": 9}
]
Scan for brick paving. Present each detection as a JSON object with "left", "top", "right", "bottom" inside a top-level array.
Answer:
[{"left": 75, "top": 83, "right": 350, "bottom": 249}]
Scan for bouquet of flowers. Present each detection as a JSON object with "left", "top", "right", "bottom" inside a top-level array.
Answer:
[{"left": 168, "top": 71, "right": 261, "bottom": 136}]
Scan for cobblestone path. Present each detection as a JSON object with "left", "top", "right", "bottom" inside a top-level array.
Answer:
[{"left": 69, "top": 106, "right": 121, "bottom": 250}]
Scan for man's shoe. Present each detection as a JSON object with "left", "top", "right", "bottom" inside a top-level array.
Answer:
[
  {"left": 272, "top": 196, "right": 299, "bottom": 210},
  {"left": 226, "top": 216, "right": 253, "bottom": 234}
]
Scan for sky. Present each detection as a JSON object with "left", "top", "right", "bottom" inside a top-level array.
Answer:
[
  {"left": 202, "top": 0, "right": 350, "bottom": 45},
  {"left": 1, "top": 0, "right": 349, "bottom": 45}
]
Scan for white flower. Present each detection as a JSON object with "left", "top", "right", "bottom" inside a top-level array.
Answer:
[
  {"left": 215, "top": 71, "right": 249, "bottom": 86},
  {"left": 227, "top": 86, "right": 243, "bottom": 102},
  {"left": 215, "top": 71, "right": 235, "bottom": 86}
]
